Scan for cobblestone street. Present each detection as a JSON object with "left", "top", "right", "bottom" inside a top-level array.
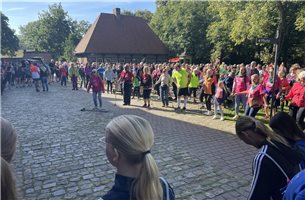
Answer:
[{"left": 1, "top": 83, "right": 257, "bottom": 200}]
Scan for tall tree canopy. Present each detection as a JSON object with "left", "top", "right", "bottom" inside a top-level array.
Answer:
[
  {"left": 1, "top": 12, "right": 19, "bottom": 56},
  {"left": 122, "top": 9, "right": 153, "bottom": 23},
  {"left": 19, "top": 3, "right": 90, "bottom": 60},
  {"left": 150, "top": 1, "right": 212, "bottom": 63}
]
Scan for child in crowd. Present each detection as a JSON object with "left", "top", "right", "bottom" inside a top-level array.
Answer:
[
  {"left": 212, "top": 81, "right": 226, "bottom": 121},
  {"left": 87, "top": 69, "right": 105, "bottom": 108}
]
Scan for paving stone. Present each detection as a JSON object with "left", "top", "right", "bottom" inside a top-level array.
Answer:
[{"left": 2, "top": 84, "right": 256, "bottom": 200}]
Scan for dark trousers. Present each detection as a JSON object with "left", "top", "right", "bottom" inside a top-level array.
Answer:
[
  {"left": 289, "top": 105, "right": 305, "bottom": 131},
  {"left": 80, "top": 75, "right": 85, "bottom": 88},
  {"left": 199, "top": 88, "right": 204, "bottom": 103},
  {"left": 85, "top": 75, "right": 90, "bottom": 88},
  {"left": 107, "top": 80, "right": 113, "bottom": 93},
  {"left": 172, "top": 82, "right": 177, "bottom": 99},
  {"left": 154, "top": 82, "right": 161, "bottom": 97},
  {"left": 71, "top": 76, "right": 78, "bottom": 90},
  {"left": 123, "top": 82, "right": 132, "bottom": 104},
  {"left": 204, "top": 94, "right": 212, "bottom": 111},
  {"left": 61, "top": 76, "right": 67, "bottom": 86},
  {"left": 133, "top": 86, "right": 140, "bottom": 98},
  {"left": 189, "top": 88, "right": 197, "bottom": 98}
]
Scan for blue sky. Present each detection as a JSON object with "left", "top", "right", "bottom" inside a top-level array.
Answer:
[{"left": 2, "top": 1, "right": 156, "bottom": 35}]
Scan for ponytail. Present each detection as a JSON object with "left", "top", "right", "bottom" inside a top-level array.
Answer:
[
  {"left": 133, "top": 154, "right": 163, "bottom": 200},
  {"left": 1, "top": 157, "right": 18, "bottom": 200}
]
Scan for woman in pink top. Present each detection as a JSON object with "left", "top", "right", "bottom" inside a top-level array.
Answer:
[
  {"left": 238, "top": 74, "right": 266, "bottom": 118},
  {"left": 231, "top": 66, "right": 250, "bottom": 119}
]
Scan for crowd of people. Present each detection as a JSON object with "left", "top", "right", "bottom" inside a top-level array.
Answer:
[
  {"left": 2, "top": 60, "right": 305, "bottom": 128},
  {"left": 2, "top": 56, "right": 305, "bottom": 200}
]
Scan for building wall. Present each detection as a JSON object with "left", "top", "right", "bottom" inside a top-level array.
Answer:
[
  {"left": 81, "top": 54, "right": 167, "bottom": 64},
  {"left": 23, "top": 52, "right": 53, "bottom": 63}
]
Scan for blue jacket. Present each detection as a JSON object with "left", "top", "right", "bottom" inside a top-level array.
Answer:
[{"left": 99, "top": 174, "right": 175, "bottom": 200}]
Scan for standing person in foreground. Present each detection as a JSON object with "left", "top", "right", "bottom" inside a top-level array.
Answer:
[
  {"left": 232, "top": 66, "right": 249, "bottom": 119},
  {"left": 69, "top": 63, "right": 79, "bottom": 90},
  {"left": 119, "top": 64, "right": 134, "bottom": 106},
  {"left": 141, "top": 65, "right": 153, "bottom": 108},
  {"left": 87, "top": 69, "right": 105, "bottom": 108},
  {"left": 99, "top": 115, "right": 175, "bottom": 200},
  {"left": 171, "top": 64, "right": 191, "bottom": 111},
  {"left": 235, "top": 116, "right": 303, "bottom": 200}
]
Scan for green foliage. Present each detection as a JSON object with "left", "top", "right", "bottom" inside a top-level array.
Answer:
[
  {"left": 150, "top": 0, "right": 212, "bottom": 63},
  {"left": 1, "top": 12, "right": 19, "bottom": 56},
  {"left": 122, "top": 9, "right": 153, "bottom": 23},
  {"left": 19, "top": 3, "right": 90, "bottom": 60}
]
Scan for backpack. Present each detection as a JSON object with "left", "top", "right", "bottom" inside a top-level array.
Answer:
[{"left": 283, "top": 169, "right": 305, "bottom": 200}]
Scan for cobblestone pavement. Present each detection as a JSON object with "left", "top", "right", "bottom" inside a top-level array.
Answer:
[{"left": 1, "top": 83, "right": 257, "bottom": 200}]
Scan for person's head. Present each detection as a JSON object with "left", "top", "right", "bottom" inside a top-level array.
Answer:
[
  {"left": 143, "top": 66, "right": 150, "bottom": 74},
  {"left": 174, "top": 63, "right": 181, "bottom": 71},
  {"left": 1, "top": 157, "right": 17, "bottom": 200},
  {"left": 91, "top": 69, "right": 97, "bottom": 76},
  {"left": 206, "top": 69, "right": 213, "bottom": 77},
  {"left": 239, "top": 67, "right": 246, "bottom": 75},
  {"left": 279, "top": 71, "right": 286, "bottom": 79},
  {"left": 251, "top": 74, "right": 259, "bottom": 85},
  {"left": 270, "top": 112, "right": 305, "bottom": 141},
  {"left": 124, "top": 64, "right": 130, "bottom": 71},
  {"left": 250, "top": 61, "right": 257, "bottom": 69},
  {"left": 298, "top": 70, "right": 305, "bottom": 84},
  {"left": 1, "top": 118, "right": 17, "bottom": 163},
  {"left": 235, "top": 116, "right": 288, "bottom": 149},
  {"left": 218, "top": 81, "right": 224, "bottom": 88},
  {"left": 104, "top": 115, "right": 163, "bottom": 200}
]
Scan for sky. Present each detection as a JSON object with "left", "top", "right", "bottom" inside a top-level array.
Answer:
[{"left": 2, "top": 0, "right": 156, "bottom": 35}]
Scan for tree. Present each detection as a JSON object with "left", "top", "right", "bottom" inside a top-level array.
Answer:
[
  {"left": 1, "top": 12, "right": 19, "bottom": 56},
  {"left": 207, "top": 1, "right": 305, "bottom": 65},
  {"left": 62, "top": 20, "right": 90, "bottom": 61},
  {"left": 19, "top": 3, "right": 71, "bottom": 58},
  {"left": 122, "top": 9, "right": 153, "bottom": 23},
  {"left": 150, "top": 1, "right": 212, "bottom": 63}
]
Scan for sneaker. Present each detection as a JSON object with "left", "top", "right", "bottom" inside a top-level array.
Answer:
[
  {"left": 200, "top": 105, "right": 204, "bottom": 109},
  {"left": 175, "top": 107, "right": 181, "bottom": 110},
  {"left": 206, "top": 111, "right": 212, "bottom": 115},
  {"left": 147, "top": 104, "right": 150, "bottom": 108},
  {"left": 212, "top": 115, "right": 217, "bottom": 120},
  {"left": 142, "top": 104, "right": 147, "bottom": 107},
  {"left": 182, "top": 107, "right": 186, "bottom": 110},
  {"left": 232, "top": 115, "right": 239, "bottom": 120},
  {"left": 162, "top": 105, "right": 165, "bottom": 107},
  {"left": 220, "top": 117, "right": 224, "bottom": 121}
]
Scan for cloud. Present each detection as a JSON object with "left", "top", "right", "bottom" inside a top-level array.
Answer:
[{"left": 5, "top": 7, "right": 26, "bottom": 12}]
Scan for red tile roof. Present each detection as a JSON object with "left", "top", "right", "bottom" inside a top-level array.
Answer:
[{"left": 75, "top": 13, "right": 168, "bottom": 55}]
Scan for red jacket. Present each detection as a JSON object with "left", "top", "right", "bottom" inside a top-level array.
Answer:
[
  {"left": 285, "top": 82, "right": 305, "bottom": 107},
  {"left": 87, "top": 75, "right": 105, "bottom": 93}
]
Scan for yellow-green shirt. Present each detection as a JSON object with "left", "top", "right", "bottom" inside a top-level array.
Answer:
[
  {"left": 172, "top": 69, "right": 189, "bottom": 88},
  {"left": 189, "top": 72, "right": 199, "bottom": 88}
]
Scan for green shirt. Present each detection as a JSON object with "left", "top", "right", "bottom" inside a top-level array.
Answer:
[
  {"left": 189, "top": 72, "right": 199, "bottom": 88},
  {"left": 133, "top": 77, "right": 140, "bottom": 87},
  {"left": 172, "top": 69, "right": 189, "bottom": 88}
]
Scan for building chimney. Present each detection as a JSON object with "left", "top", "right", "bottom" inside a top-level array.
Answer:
[{"left": 113, "top": 8, "right": 121, "bottom": 20}]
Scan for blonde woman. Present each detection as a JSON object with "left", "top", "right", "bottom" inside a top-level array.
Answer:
[
  {"left": 99, "top": 115, "right": 175, "bottom": 200},
  {"left": 235, "top": 116, "right": 303, "bottom": 200}
]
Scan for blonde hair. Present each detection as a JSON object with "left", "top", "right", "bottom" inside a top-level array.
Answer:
[
  {"left": 105, "top": 115, "right": 163, "bottom": 200},
  {"left": 1, "top": 118, "right": 17, "bottom": 163},
  {"left": 1, "top": 157, "right": 17, "bottom": 200},
  {"left": 298, "top": 70, "right": 305, "bottom": 80},
  {"left": 143, "top": 66, "right": 150, "bottom": 74},
  {"left": 235, "top": 116, "right": 289, "bottom": 146}
]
